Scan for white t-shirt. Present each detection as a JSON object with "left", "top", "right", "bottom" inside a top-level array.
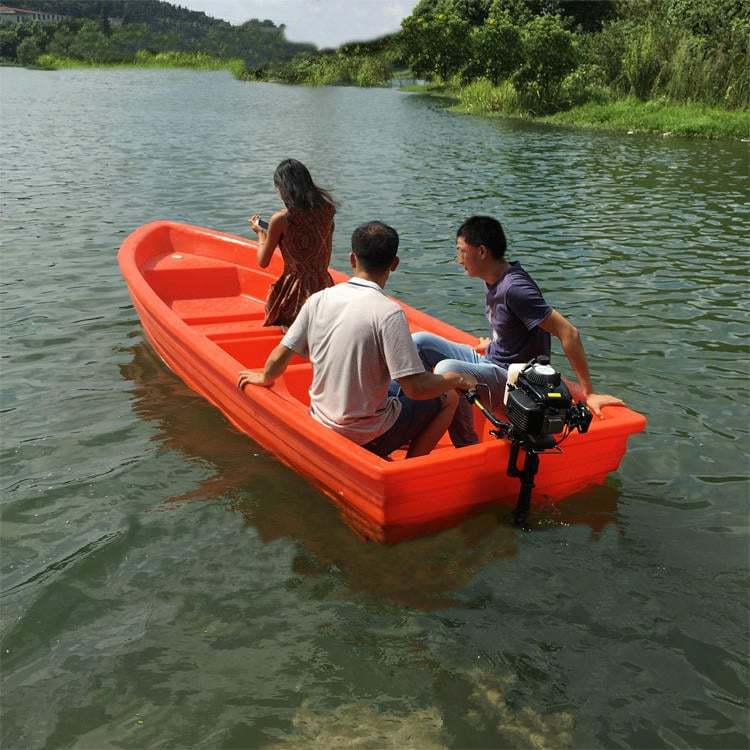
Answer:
[{"left": 281, "top": 278, "right": 425, "bottom": 444}]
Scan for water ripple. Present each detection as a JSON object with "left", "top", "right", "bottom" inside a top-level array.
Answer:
[{"left": 0, "top": 67, "right": 747, "bottom": 750}]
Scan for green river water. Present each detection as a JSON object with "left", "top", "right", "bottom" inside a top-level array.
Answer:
[{"left": 1, "top": 68, "right": 748, "bottom": 749}]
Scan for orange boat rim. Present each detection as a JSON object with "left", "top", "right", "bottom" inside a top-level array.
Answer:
[{"left": 118, "top": 221, "right": 647, "bottom": 542}]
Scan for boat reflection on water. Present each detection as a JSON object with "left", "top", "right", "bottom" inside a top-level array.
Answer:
[{"left": 120, "top": 340, "right": 622, "bottom": 608}]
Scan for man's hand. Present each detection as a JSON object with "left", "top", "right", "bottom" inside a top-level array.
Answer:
[
  {"left": 237, "top": 369, "right": 272, "bottom": 389},
  {"left": 585, "top": 392, "right": 624, "bottom": 418},
  {"left": 443, "top": 371, "right": 477, "bottom": 391},
  {"left": 475, "top": 337, "right": 491, "bottom": 353},
  {"left": 237, "top": 344, "right": 295, "bottom": 391}
]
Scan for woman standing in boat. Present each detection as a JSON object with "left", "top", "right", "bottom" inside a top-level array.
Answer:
[{"left": 248, "top": 159, "right": 336, "bottom": 327}]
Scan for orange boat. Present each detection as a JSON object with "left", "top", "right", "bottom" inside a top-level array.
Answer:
[{"left": 118, "top": 221, "right": 646, "bottom": 541}]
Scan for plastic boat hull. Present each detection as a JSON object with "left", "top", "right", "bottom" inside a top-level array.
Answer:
[{"left": 118, "top": 221, "right": 646, "bottom": 541}]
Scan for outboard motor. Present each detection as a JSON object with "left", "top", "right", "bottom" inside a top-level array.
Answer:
[{"left": 467, "top": 357, "right": 592, "bottom": 524}]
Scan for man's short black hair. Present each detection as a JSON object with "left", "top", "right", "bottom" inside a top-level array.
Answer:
[
  {"left": 456, "top": 216, "right": 507, "bottom": 260},
  {"left": 351, "top": 221, "right": 399, "bottom": 272}
]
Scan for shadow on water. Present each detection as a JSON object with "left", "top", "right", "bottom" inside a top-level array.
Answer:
[{"left": 120, "top": 340, "right": 623, "bottom": 609}]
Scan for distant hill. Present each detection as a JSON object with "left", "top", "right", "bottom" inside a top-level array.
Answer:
[
  {"left": 3, "top": 0, "right": 316, "bottom": 68},
  {"left": 16, "top": 1, "right": 226, "bottom": 27}
]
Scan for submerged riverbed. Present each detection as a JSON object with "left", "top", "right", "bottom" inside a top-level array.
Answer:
[{"left": 1, "top": 68, "right": 748, "bottom": 749}]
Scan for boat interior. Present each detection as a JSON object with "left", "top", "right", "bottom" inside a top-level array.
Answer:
[{"left": 142, "top": 247, "right": 494, "bottom": 456}]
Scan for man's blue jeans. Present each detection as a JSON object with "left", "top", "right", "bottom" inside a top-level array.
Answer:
[{"left": 412, "top": 331, "right": 508, "bottom": 447}]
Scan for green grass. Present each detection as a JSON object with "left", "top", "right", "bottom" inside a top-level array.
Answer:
[
  {"left": 399, "top": 81, "right": 456, "bottom": 97},
  {"left": 248, "top": 53, "right": 391, "bottom": 87},
  {"left": 402, "top": 81, "right": 749, "bottom": 140},
  {"left": 542, "top": 98, "right": 750, "bottom": 139},
  {"left": 456, "top": 78, "right": 522, "bottom": 115},
  {"left": 36, "top": 52, "right": 245, "bottom": 77}
]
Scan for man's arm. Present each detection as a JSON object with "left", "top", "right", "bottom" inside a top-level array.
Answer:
[
  {"left": 539, "top": 310, "right": 592, "bottom": 393},
  {"left": 237, "top": 343, "right": 295, "bottom": 389},
  {"left": 398, "top": 370, "right": 476, "bottom": 400},
  {"left": 538, "top": 309, "right": 624, "bottom": 417}
]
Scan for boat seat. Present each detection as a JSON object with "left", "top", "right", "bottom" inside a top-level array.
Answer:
[
  {"left": 145, "top": 252, "right": 275, "bottom": 303},
  {"left": 215, "top": 334, "right": 306, "bottom": 369},
  {"left": 144, "top": 252, "right": 230, "bottom": 273}
]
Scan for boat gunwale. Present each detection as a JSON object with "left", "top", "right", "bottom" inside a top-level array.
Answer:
[
  {"left": 118, "top": 221, "right": 502, "bottom": 483},
  {"left": 118, "top": 220, "right": 647, "bottom": 488}
]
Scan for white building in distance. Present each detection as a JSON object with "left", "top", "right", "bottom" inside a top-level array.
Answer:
[{"left": 0, "top": 5, "right": 66, "bottom": 24}]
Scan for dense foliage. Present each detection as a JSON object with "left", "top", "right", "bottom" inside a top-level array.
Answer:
[
  {"left": 244, "top": 49, "right": 392, "bottom": 87},
  {"left": 399, "top": 0, "right": 749, "bottom": 113},
  {"left": 213, "top": 0, "right": 749, "bottom": 114},
  {"left": 0, "top": 0, "right": 314, "bottom": 71},
  {"left": 3, "top": 0, "right": 747, "bottom": 122},
  {"left": 245, "top": 33, "right": 399, "bottom": 88},
  {"left": 12, "top": 0, "right": 220, "bottom": 26}
]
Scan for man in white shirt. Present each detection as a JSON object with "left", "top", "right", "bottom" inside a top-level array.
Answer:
[{"left": 238, "top": 221, "right": 476, "bottom": 458}]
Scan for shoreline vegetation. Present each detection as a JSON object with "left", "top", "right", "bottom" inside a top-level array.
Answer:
[
  {"left": 35, "top": 51, "right": 246, "bottom": 76},
  {"left": 3, "top": 0, "right": 748, "bottom": 141},
  {"left": 402, "top": 81, "right": 750, "bottom": 140},
  {"left": 244, "top": 0, "right": 749, "bottom": 141}
]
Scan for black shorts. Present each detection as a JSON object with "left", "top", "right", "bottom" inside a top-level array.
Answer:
[{"left": 362, "top": 381, "right": 442, "bottom": 458}]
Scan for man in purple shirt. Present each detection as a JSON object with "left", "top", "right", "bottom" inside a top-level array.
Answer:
[{"left": 413, "top": 215, "right": 623, "bottom": 447}]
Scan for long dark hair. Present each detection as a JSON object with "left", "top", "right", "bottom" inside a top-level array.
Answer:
[{"left": 273, "top": 159, "right": 335, "bottom": 212}]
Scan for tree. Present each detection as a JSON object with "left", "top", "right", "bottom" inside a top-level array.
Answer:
[
  {"left": 412, "top": 0, "right": 443, "bottom": 17},
  {"left": 465, "top": 15, "right": 522, "bottom": 83},
  {"left": 110, "top": 23, "right": 149, "bottom": 61},
  {"left": 556, "top": 1, "right": 616, "bottom": 32},
  {"left": 67, "top": 20, "right": 110, "bottom": 61},
  {"left": 17, "top": 37, "right": 42, "bottom": 65},
  {"left": 0, "top": 27, "right": 20, "bottom": 59},
  {"left": 513, "top": 14, "right": 578, "bottom": 112},
  {"left": 47, "top": 27, "right": 76, "bottom": 57},
  {"left": 98, "top": 11, "right": 111, "bottom": 37},
  {"left": 665, "top": 0, "right": 748, "bottom": 39},
  {"left": 400, "top": 2, "right": 471, "bottom": 81},
  {"left": 413, "top": 0, "right": 491, "bottom": 24},
  {"left": 453, "top": 0, "right": 492, "bottom": 24},
  {"left": 488, "top": 0, "right": 533, "bottom": 24}
]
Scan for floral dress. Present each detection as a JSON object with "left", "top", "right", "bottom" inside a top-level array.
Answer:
[{"left": 264, "top": 202, "right": 335, "bottom": 327}]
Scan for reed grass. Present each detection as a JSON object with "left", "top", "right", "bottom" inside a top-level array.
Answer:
[
  {"left": 406, "top": 80, "right": 748, "bottom": 139},
  {"left": 458, "top": 78, "right": 522, "bottom": 115},
  {"left": 251, "top": 53, "right": 391, "bottom": 87},
  {"left": 36, "top": 52, "right": 245, "bottom": 77}
]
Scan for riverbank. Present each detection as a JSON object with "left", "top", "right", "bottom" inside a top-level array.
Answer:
[
  {"left": 242, "top": 51, "right": 392, "bottom": 88},
  {"left": 36, "top": 52, "right": 245, "bottom": 77},
  {"left": 541, "top": 99, "right": 750, "bottom": 140},
  {"left": 402, "top": 82, "right": 749, "bottom": 140},
  {"left": 18, "top": 56, "right": 749, "bottom": 140}
]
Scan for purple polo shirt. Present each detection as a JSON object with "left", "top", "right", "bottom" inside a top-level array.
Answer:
[{"left": 484, "top": 262, "right": 552, "bottom": 368}]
